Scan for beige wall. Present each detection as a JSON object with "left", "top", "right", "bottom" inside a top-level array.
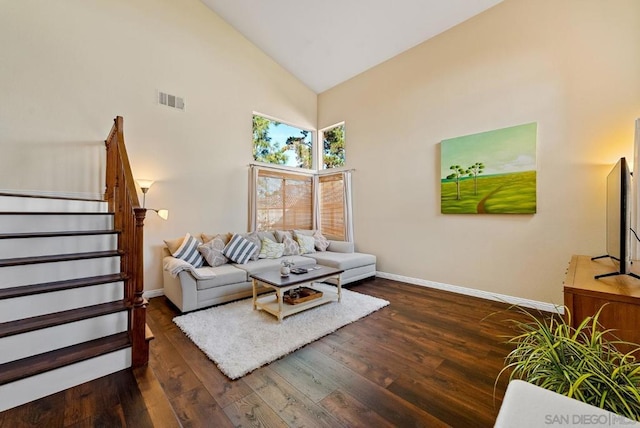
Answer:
[
  {"left": 318, "top": 0, "right": 640, "bottom": 305},
  {"left": 0, "top": 0, "right": 316, "bottom": 291},
  {"left": 3, "top": 0, "right": 639, "bottom": 303}
]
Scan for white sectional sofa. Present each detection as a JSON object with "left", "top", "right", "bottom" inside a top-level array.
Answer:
[{"left": 162, "top": 230, "right": 376, "bottom": 312}]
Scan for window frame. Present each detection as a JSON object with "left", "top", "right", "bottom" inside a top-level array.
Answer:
[
  {"left": 249, "top": 115, "right": 352, "bottom": 241},
  {"left": 250, "top": 165, "right": 352, "bottom": 242},
  {"left": 319, "top": 122, "right": 346, "bottom": 170},
  {"left": 250, "top": 165, "right": 315, "bottom": 232},
  {"left": 317, "top": 171, "right": 347, "bottom": 241},
  {"left": 252, "top": 112, "right": 318, "bottom": 171}
]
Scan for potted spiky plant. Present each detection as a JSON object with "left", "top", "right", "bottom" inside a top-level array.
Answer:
[{"left": 496, "top": 305, "right": 640, "bottom": 421}]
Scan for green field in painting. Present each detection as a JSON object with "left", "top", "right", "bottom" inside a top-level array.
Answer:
[{"left": 441, "top": 171, "right": 536, "bottom": 214}]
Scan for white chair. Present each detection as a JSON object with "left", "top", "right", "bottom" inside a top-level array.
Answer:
[{"left": 494, "top": 380, "right": 639, "bottom": 427}]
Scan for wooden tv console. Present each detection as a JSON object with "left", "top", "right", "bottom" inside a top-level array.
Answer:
[{"left": 563, "top": 255, "right": 640, "bottom": 346}]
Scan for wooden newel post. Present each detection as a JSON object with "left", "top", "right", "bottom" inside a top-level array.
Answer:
[
  {"left": 132, "top": 207, "right": 148, "bottom": 367},
  {"left": 105, "top": 116, "right": 151, "bottom": 368}
]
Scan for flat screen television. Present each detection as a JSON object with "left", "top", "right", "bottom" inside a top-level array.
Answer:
[{"left": 592, "top": 157, "right": 639, "bottom": 279}]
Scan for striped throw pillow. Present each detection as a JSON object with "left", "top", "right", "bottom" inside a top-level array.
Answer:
[
  {"left": 223, "top": 234, "right": 258, "bottom": 264},
  {"left": 171, "top": 233, "right": 205, "bottom": 267}
]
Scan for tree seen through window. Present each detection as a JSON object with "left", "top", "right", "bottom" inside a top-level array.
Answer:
[
  {"left": 252, "top": 114, "right": 312, "bottom": 169},
  {"left": 322, "top": 123, "right": 345, "bottom": 169}
]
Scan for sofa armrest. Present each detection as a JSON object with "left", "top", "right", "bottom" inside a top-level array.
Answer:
[
  {"left": 163, "top": 255, "right": 195, "bottom": 277},
  {"left": 327, "top": 240, "right": 354, "bottom": 253},
  {"left": 163, "top": 268, "right": 199, "bottom": 313}
]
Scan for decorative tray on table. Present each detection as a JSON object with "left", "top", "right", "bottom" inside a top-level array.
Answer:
[{"left": 283, "top": 287, "right": 323, "bottom": 305}]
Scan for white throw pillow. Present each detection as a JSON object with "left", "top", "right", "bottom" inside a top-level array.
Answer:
[
  {"left": 296, "top": 234, "right": 316, "bottom": 254},
  {"left": 258, "top": 237, "right": 285, "bottom": 259}
]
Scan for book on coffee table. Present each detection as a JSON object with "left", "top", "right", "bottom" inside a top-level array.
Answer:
[{"left": 291, "top": 265, "right": 323, "bottom": 274}]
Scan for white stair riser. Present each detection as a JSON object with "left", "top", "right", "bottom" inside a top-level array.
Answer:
[
  {"left": 0, "top": 282, "right": 124, "bottom": 323},
  {"left": 0, "top": 311, "right": 128, "bottom": 365},
  {"left": 0, "top": 214, "right": 113, "bottom": 233},
  {"left": 0, "top": 195, "right": 134, "bottom": 409},
  {"left": 0, "top": 257, "right": 120, "bottom": 288},
  {"left": 0, "top": 348, "right": 131, "bottom": 412},
  {"left": 0, "top": 234, "right": 117, "bottom": 259},
  {"left": 0, "top": 196, "right": 107, "bottom": 213}
]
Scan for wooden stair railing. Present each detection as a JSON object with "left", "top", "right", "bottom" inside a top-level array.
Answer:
[{"left": 104, "top": 116, "right": 148, "bottom": 367}]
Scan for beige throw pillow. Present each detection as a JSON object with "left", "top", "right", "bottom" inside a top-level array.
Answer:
[
  {"left": 163, "top": 236, "right": 185, "bottom": 254},
  {"left": 201, "top": 232, "right": 232, "bottom": 244}
]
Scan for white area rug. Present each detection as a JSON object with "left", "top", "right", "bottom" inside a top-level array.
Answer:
[{"left": 173, "top": 283, "right": 389, "bottom": 379}]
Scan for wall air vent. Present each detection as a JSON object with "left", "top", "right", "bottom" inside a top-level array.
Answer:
[{"left": 158, "top": 91, "right": 185, "bottom": 111}]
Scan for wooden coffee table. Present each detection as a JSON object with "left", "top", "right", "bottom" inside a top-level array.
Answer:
[{"left": 250, "top": 266, "right": 343, "bottom": 322}]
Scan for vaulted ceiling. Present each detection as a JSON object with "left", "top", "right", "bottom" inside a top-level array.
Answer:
[{"left": 200, "top": 0, "right": 503, "bottom": 93}]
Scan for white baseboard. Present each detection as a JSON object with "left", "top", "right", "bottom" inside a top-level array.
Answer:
[
  {"left": 143, "top": 289, "right": 165, "bottom": 299},
  {"left": 376, "top": 271, "right": 564, "bottom": 314}
]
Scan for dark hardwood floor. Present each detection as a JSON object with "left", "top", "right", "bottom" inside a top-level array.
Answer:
[{"left": 0, "top": 278, "right": 542, "bottom": 427}]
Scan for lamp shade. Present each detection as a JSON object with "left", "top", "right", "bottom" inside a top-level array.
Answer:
[
  {"left": 136, "top": 179, "right": 154, "bottom": 190},
  {"left": 155, "top": 209, "right": 169, "bottom": 220}
]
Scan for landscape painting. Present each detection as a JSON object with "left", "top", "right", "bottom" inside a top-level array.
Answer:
[{"left": 441, "top": 122, "right": 537, "bottom": 214}]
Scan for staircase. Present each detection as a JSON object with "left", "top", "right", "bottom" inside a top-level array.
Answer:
[{"left": 0, "top": 117, "right": 149, "bottom": 411}]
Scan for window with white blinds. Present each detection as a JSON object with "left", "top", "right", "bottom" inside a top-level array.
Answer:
[
  {"left": 256, "top": 169, "right": 313, "bottom": 231},
  {"left": 318, "top": 173, "right": 345, "bottom": 241}
]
